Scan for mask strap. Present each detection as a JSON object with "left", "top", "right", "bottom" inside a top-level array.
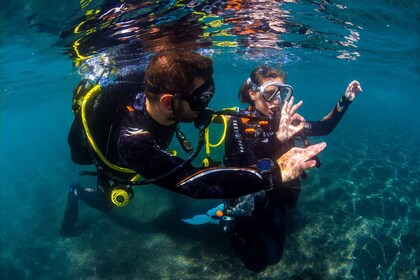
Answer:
[
  {"left": 170, "top": 93, "right": 178, "bottom": 121},
  {"left": 247, "top": 77, "right": 257, "bottom": 91},
  {"left": 246, "top": 77, "right": 252, "bottom": 86}
]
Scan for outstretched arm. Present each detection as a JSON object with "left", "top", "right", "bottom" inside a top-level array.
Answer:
[
  {"left": 171, "top": 141, "right": 327, "bottom": 197},
  {"left": 119, "top": 126, "right": 326, "bottom": 199},
  {"left": 303, "top": 80, "right": 363, "bottom": 136}
]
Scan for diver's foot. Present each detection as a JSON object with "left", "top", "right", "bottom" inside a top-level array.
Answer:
[{"left": 59, "top": 183, "right": 80, "bottom": 237}]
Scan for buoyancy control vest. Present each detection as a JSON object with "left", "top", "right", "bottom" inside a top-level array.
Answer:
[{"left": 67, "top": 71, "right": 146, "bottom": 181}]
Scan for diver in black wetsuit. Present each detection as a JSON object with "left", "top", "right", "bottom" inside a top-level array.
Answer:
[
  {"left": 60, "top": 50, "right": 327, "bottom": 236},
  {"left": 220, "top": 66, "right": 362, "bottom": 272}
]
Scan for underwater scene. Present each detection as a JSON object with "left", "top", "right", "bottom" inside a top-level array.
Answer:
[{"left": 1, "top": 0, "right": 419, "bottom": 279}]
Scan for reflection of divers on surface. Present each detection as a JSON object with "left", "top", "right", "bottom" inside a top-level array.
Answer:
[{"left": 62, "top": 3, "right": 211, "bottom": 63}]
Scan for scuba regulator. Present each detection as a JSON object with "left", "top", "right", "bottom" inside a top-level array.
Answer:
[{"left": 110, "top": 183, "right": 134, "bottom": 207}]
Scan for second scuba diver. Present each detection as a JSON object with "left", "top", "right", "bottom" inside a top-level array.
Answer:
[{"left": 183, "top": 66, "right": 362, "bottom": 272}]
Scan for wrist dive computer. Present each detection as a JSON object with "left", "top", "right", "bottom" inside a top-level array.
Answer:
[{"left": 256, "top": 158, "right": 275, "bottom": 190}]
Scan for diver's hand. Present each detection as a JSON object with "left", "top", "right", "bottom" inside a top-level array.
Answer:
[
  {"left": 276, "top": 96, "right": 305, "bottom": 143},
  {"left": 277, "top": 142, "right": 327, "bottom": 183},
  {"left": 344, "top": 80, "right": 363, "bottom": 101}
]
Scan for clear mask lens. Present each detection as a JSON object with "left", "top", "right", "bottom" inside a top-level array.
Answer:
[
  {"left": 279, "top": 86, "right": 293, "bottom": 102},
  {"left": 259, "top": 82, "right": 293, "bottom": 102}
]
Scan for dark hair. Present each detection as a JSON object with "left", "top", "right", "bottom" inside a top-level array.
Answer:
[
  {"left": 238, "top": 66, "right": 286, "bottom": 104},
  {"left": 144, "top": 49, "right": 213, "bottom": 99}
]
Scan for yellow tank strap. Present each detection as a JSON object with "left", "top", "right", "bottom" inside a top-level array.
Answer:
[{"left": 81, "top": 84, "right": 138, "bottom": 175}]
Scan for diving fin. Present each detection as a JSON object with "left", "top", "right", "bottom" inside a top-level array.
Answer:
[
  {"left": 59, "top": 183, "right": 80, "bottom": 236},
  {"left": 182, "top": 203, "right": 224, "bottom": 225}
]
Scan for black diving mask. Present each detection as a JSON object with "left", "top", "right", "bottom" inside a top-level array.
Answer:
[
  {"left": 254, "top": 81, "right": 293, "bottom": 103},
  {"left": 180, "top": 78, "right": 215, "bottom": 112}
]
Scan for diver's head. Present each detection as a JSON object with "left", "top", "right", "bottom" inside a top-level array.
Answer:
[
  {"left": 238, "top": 66, "right": 293, "bottom": 117},
  {"left": 144, "top": 49, "right": 214, "bottom": 124}
]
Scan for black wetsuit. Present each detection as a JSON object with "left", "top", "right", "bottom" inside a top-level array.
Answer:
[{"left": 222, "top": 95, "right": 352, "bottom": 272}]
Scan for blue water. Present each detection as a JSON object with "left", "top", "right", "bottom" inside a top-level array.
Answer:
[{"left": 1, "top": 1, "right": 419, "bottom": 279}]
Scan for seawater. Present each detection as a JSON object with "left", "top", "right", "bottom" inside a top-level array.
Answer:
[{"left": 1, "top": 1, "right": 419, "bottom": 279}]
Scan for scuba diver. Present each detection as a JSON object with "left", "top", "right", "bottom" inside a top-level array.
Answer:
[
  {"left": 183, "top": 66, "right": 362, "bottom": 272},
  {"left": 60, "top": 50, "right": 327, "bottom": 236}
]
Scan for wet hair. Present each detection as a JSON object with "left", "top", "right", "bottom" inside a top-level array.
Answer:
[
  {"left": 238, "top": 66, "right": 286, "bottom": 105},
  {"left": 144, "top": 49, "right": 213, "bottom": 99}
]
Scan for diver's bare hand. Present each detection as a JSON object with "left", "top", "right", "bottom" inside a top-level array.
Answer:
[
  {"left": 345, "top": 80, "right": 363, "bottom": 101},
  {"left": 277, "top": 142, "right": 327, "bottom": 183},
  {"left": 276, "top": 96, "right": 305, "bottom": 143}
]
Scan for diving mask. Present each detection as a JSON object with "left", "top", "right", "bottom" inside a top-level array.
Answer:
[
  {"left": 178, "top": 78, "right": 215, "bottom": 112},
  {"left": 255, "top": 81, "right": 293, "bottom": 103}
]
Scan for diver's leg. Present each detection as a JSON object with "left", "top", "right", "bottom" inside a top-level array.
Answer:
[
  {"left": 262, "top": 192, "right": 287, "bottom": 266},
  {"left": 77, "top": 172, "right": 114, "bottom": 213},
  {"left": 225, "top": 218, "right": 268, "bottom": 273},
  {"left": 264, "top": 207, "right": 286, "bottom": 265},
  {"left": 59, "top": 173, "right": 114, "bottom": 236}
]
